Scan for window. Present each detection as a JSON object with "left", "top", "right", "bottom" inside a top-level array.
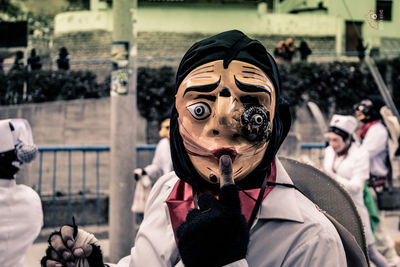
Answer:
[{"left": 376, "top": 0, "right": 392, "bottom": 21}]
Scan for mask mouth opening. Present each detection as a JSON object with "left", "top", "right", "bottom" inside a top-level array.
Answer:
[
  {"left": 210, "top": 147, "right": 238, "bottom": 163},
  {"left": 241, "top": 105, "right": 272, "bottom": 143}
]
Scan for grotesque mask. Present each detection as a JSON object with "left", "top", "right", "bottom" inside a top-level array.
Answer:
[
  {"left": 169, "top": 30, "right": 291, "bottom": 189},
  {"left": 354, "top": 99, "right": 373, "bottom": 122},
  {"left": 176, "top": 60, "right": 276, "bottom": 183},
  {"left": 354, "top": 96, "right": 386, "bottom": 123}
]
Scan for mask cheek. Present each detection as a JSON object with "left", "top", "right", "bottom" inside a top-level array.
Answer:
[{"left": 241, "top": 106, "right": 272, "bottom": 143}]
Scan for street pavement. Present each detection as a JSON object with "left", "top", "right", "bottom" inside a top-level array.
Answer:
[{"left": 24, "top": 212, "right": 400, "bottom": 266}]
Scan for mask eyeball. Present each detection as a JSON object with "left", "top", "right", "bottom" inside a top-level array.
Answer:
[
  {"left": 241, "top": 106, "right": 272, "bottom": 142},
  {"left": 252, "top": 114, "right": 264, "bottom": 125},
  {"left": 187, "top": 102, "right": 211, "bottom": 120}
]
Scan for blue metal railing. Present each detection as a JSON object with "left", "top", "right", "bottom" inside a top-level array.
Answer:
[
  {"left": 37, "top": 143, "right": 322, "bottom": 227},
  {"left": 37, "top": 145, "right": 156, "bottom": 227},
  {"left": 298, "top": 142, "right": 327, "bottom": 164},
  {"left": 300, "top": 142, "right": 326, "bottom": 149}
]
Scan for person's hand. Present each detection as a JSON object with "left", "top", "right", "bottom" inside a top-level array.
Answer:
[
  {"left": 177, "top": 155, "right": 249, "bottom": 267},
  {"left": 41, "top": 220, "right": 105, "bottom": 267},
  {"left": 133, "top": 168, "right": 145, "bottom": 181}
]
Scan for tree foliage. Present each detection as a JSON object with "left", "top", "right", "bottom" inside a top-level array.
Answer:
[
  {"left": 0, "top": 0, "right": 81, "bottom": 37},
  {"left": 279, "top": 61, "right": 380, "bottom": 116},
  {"left": 0, "top": 0, "right": 22, "bottom": 17},
  {"left": 1, "top": 58, "right": 399, "bottom": 124},
  {"left": 0, "top": 69, "right": 109, "bottom": 105},
  {"left": 24, "top": 0, "right": 68, "bottom": 20},
  {"left": 136, "top": 66, "right": 175, "bottom": 122}
]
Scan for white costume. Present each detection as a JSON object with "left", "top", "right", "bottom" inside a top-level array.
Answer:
[
  {"left": 360, "top": 120, "right": 400, "bottom": 266},
  {"left": 115, "top": 159, "right": 346, "bottom": 267},
  {"left": 0, "top": 179, "right": 43, "bottom": 267},
  {"left": 143, "top": 138, "right": 173, "bottom": 182},
  {"left": 132, "top": 138, "right": 172, "bottom": 213},
  {"left": 323, "top": 144, "right": 374, "bottom": 246},
  {"left": 0, "top": 119, "right": 43, "bottom": 267},
  {"left": 360, "top": 121, "right": 389, "bottom": 177}
]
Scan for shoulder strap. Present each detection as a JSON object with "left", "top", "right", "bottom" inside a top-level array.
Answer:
[{"left": 266, "top": 181, "right": 370, "bottom": 266}]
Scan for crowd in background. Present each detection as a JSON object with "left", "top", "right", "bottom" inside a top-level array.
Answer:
[
  {"left": 4, "top": 47, "right": 70, "bottom": 72},
  {"left": 273, "top": 37, "right": 312, "bottom": 63}
]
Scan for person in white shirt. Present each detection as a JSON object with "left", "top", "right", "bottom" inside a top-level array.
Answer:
[
  {"left": 354, "top": 96, "right": 390, "bottom": 186},
  {"left": 0, "top": 119, "right": 43, "bottom": 267},
  {"left": 42, "top": 30, "right": 353, "bottom": 267},
  {"left": 354, "top": 96, "right": 400, "bottom": 267},
  {"left": 131, "top": 111, "right": 173, "bottom": 221},
  {"left": 324, "top": 114, "right": 388, "bottom": 267}
]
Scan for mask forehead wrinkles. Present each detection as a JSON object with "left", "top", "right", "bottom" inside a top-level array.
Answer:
[
  {"left": 183, "top": 63, "right": 219, "bottom": 88},
  {"left": 235, "top": 65, "right": 273, "bottom": 91}
]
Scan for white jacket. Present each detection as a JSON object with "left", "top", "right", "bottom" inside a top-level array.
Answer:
[
  {"left": 361, "top": 121, "right": 389, "bottom": 177},
  {"left": 111, "top": 158, "right": 346, "bottom": 267},
  {"left": 323, "top": 143, "right": 374, "bottom": 245},
  {"left": 144, "top": 138, "right": 173, "bottom": 183}
]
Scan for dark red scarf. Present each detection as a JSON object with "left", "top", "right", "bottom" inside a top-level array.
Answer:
[
  {"left": 166, "top": 159, "right": 277, "bottom": 241},
  {"left": 358, "top": 120, "right": 379, "bottom": 140}
]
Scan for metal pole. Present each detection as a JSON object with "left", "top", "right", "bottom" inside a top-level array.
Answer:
[
  {"left": 109, "top": 0, "right": 137, "bottom": 262},
  {"left": 365, "top": 57, "right": 400, "bottom": 121}
]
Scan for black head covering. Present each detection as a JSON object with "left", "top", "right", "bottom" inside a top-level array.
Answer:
[
  {"left": 170, "top": 30, "right": 291, "bottom": 189},
  {"left": 328, "top": 126, "right": 350, "bottom": 142},
  {"left": 366, "top": 95, "right": 385, "bottom": 118},
  {"left": 355, "top": 95, "right": 385, "bottom": 122}
]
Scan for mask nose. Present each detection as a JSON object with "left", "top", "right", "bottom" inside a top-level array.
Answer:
[{"left": 211, "top": 87, "right": 241, "bottom": 137}]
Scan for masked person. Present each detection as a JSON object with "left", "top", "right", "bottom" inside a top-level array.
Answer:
[
  {"left": 0, "top": 119, "right": 43, "bottom": 267},
  {"left": 354, "top": 96, "right": 391, "bottom": 188},
  {"left": 323, "top": 115, "right": 389, "bottom": 267},
  {"left": 41, "top": 30, "right": 350, "bottom": 267},
  {"left": 354, "top": 96, "right": 400, "bottom": 267},
  {"left": 131, "top": 111, "right": 173, "bottom": 223}
]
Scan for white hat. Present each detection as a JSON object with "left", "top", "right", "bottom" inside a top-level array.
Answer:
[
  {"left": 0, "top": 119, "right": 37, "bottom": 163},
  {"left": 329, "top": 114, "right": 358, "bottom": 135}
]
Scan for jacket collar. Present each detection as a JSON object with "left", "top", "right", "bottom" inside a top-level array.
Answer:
[
  {"left": 164, "top": 158, "right": 304, "bottom": 224},
  {"left": 257, "top": 158, "right": 304, "bottom": 223}
]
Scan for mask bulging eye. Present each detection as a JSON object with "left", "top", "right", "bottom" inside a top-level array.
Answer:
[
  {"left": 241, "top": 106, "right": 272, "bottom": 142},
  {"left": 187, "top": 102, "right": 211, "bottom": 120},
  {"left": 252, "top": 114, "right": 263, "bottom": 125}
]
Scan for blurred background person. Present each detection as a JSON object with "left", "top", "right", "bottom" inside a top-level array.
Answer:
[
  {"left": 356, "top": 38, "right": 368, "bottom": 64},
  {"left": 323, "top": 114, "right": 389, "bottom": 267},
  {"left": 27, "top": 48, "right": 42, "bottom": 71},
  {"left": 0, "top": 119, "right": 43, "bottom": 267},
  {"left": 299, "top": 40, "right": 312, "bottom": 62},
  {"left": 354, "top": 96, "right": 400, "bottom": 266},
  {"left": 131, "top": 110, "right": 173, "bottom": 223},
  {"left": 354, "top": 96, "right": 390, "bottom": 188},
  {"left": 56, "top": 47, "right": 70, "bottom": 70},
  {"left": 285, "top": 37, "right": 296, "bottom": 62},
  {"left": 273, "top": 40, "right": 287, "bottom": 63},
  {"left": 10, "top": 51, "right": 24, "bottom": 71}
]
